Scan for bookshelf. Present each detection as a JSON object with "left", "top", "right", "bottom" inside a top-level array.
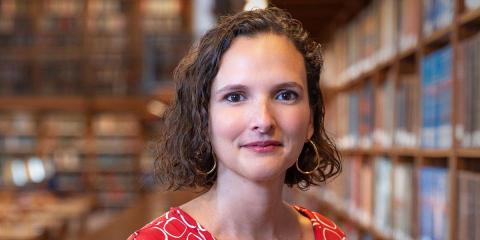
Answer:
[
  {"left": 320, "top": 0, "right": 480, "bottom": 239},
  {"left": 0, "top": 0, "right": 191, "bottom": 218}
]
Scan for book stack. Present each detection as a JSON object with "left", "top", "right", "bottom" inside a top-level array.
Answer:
[
  {"left": 421, "top": 45, "right": 452, "bottom": 149},
  {"left": 39, "top": 0, "right": 84, "bottom": 95},
  {"left": 321, "top": 0, "right": 400, "bottom": 86},
  {"left": 392, "top": 161, "right": 414, "bottom": 240},
  {"left": 374, "top": 70, "right": 395, "bottom": 148},
  {"left": 41, "top": 112, "right": 87, "bottom": 192},
  {"left": 395, "top": 73, "right": 418, "bottom": 147},
  {"left": 378, "top": 0, "right": 397, "bottom": 62},
  {"left": 419, "top": 166, "right": 449, "bottom": 240},
  {"left": 465, "top": 0, "right": 480, "bottom": 10},
  {"left": 359, "top": 159, "right": 374, "bottom": 225},
  {"left": 347, "top": 91, "right": 360, "bottom": 149},
  {"left": 457, "top": 32, "right": 480, "bottom": 148},
  {"left": 373, "top": 156, "right": 392, "bottom": 236},
  {"left": 0, "top": 0, "right": 34, "bottom": 95},
  {"left": 330, "top": 156, "right": 374, "bottom": 226},
  {"left": 422, "top": 0, "right": 454, "bottom": 36},
  {"left": 457, "top": 170, "right": 480, "bottom": 239},
  {"left": 359, "top": 81, "right": 375, "bottom": 148},
  {"left": 0, "top": 0, "right": 35, "bottom": 48},
  {"left": 92, "top": 112, "right": 141, "bottom": 208},
  {"left": 399, "top": 0, "right": 420, "bottom": 51},
  {"left": 0, "top": 111, "right": 37, "bottom": 154},
  {"left": 87, "top": 0, "right": 131, "bottom": 96}
]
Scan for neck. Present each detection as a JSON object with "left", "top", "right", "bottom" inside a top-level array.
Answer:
[{"left": 194, "top": 170, "right": 299, "bottom": 240}]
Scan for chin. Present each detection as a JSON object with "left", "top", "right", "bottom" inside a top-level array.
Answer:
[{"left": 239, "top": 162, "right": 290, "bottom": 183}]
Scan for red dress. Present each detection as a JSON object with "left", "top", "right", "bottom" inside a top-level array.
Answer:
[{"left": 128, "top": 205, "right": 345, "bottom": 240}]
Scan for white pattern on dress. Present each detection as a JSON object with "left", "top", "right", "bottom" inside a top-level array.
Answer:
[{"left": 164, "top": 217, "right": 188, "bottom": 238}]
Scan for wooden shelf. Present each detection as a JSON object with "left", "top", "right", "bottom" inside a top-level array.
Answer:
[
  {"left": 459, "top": 7, "right": 480, "bottom": 25},
  {"left": 397, "top": 46, "right": 418, "bottom": 61},
  {"left": 0, "top": 96, "right": 88, "bottom": 110},
  {"left": 456, "top": 148, "right": 480, "bottom": 158},
  {"left": 422, "top": 26, "right": 452, "bottom": 48},
  {"left": 303, "top": 191, "right": 392, "bottom": 240},
  {"left": 420, "top": 149, "right": 453, "bottom": 158},
  {"left": 339, "top": 147, "right": 464, "bottom": 158},
  {"left": 91, "top": 96, "right": 146, "bottom": 112},
  {"left": 321, "top": 1, "right": 480, "bottom": 239}
]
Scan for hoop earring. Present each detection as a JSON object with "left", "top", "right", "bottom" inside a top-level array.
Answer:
[
  {"left": 296, "top": 139, "right": 321, "bottom": 175},
  {"left": 198, "top": 154, "right": 217, "bottom": 175}
]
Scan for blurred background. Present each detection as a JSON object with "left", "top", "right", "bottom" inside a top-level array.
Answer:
[{"left": 1, "top": 0, "right": 480, "bottom": 239}]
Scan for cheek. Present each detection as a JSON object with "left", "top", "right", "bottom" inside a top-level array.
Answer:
[
  {"left": 210, "top": 108, "right": 245, "bottom": 144},
  {"left": 280, "top": 107, "right": 312, "bottom": 139}
]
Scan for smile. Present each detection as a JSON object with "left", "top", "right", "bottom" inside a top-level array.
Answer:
[{"left": 241, "top": 141, "right": 282, "bottom": 153}]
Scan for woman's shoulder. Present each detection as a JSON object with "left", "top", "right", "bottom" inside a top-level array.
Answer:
[
  {"left": 293, "top": 205, "right": 346, "bottom": 240},
  {"left": 127, "top": 207, "right": 215, "bottom": 240}
]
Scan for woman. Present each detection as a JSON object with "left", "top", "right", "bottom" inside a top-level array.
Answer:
[{"left": 129, "top": 7, "right": 344, "bottom": 240}]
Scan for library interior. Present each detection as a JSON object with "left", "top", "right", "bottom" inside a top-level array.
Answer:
[{"left": 0, "top": 0, "right": 479, "bottom": 239}]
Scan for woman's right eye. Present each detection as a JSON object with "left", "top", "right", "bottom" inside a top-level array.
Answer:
[{"left": 224, "top": 92, "right": 246, "bottom": 103}]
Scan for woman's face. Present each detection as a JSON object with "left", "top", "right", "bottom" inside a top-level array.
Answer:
[{"left": 209, "top": 33, "right": 313, "bottom": 182}]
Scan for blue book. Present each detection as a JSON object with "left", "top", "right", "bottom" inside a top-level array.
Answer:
[
  {"left": 374, "top": 156, "right": 392, "bottom": 233},
  {"left": 423, "top": 0, "right": 436, "bottom": 36},
  {"left": 437, "top": 46, "right": 452, "bottom": 148},
  {"left": 349, "top": 92, "right": 359, "bottom": 146},
  {"left": 419, "top": 168, "right": 433, "bottom": 240},
  {"left": 436, "top": 0, "right": 454, "bottom": 29},
  {"left": 421, "top": 53, "right": 436, "bottom": 148},
  {"left": 419, "top": 167, "right": 449, "bottom": 240}
]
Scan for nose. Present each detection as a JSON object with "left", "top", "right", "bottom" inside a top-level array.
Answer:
[{"left": 251, "top": 99, "right": 275, "bottom": 134}]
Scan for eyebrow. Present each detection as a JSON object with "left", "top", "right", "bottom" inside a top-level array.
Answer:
[
  {"left": 273, "top": 82, "right": 304, "bottom": 91},
  {"left": 214, "top": 81, "right": 305, "bottom": 95},
  {"left": 214, "top": 84, "right": 248, "bottom": 97}
]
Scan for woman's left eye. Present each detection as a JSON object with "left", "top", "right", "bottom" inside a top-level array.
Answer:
[{"left": 275, "top": 90, "right": 299, "bottom": 102}]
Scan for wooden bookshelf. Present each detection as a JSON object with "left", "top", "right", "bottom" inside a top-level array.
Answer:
[
  {"left": 0, "top": 0, "right": 190, "bottom": 217},
  {"left": 319, "top": 0, "right": 480, "bottom": 239}
]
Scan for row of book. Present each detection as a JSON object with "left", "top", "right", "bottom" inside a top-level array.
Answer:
[
  {"left": 457, "top": 170, "right": 480, "bottom": 239},
  {"left": 0, "top": 111, "right": 140, "bottom": 136},
  {"left": 322, "top": 0, "right": 480, "bottom": 87},
  {"left": 466, "top": 0, "right": 480, "bottom": 10},
  {"left": 333, "top": 44, "right": 475, "bottom": 150},
  {"left": 421, "top": 45, "right": 453, "bottom": 149},
  {"left": 457, "top": 31, "right": 480, "bottom": 148},
  {"left": 0, "top": 0, "right": 188, "bottom": 95},
  {"left": 320, "top": 156, "right": 449, "bottom": 240},
  {"left": 322, "top": 0, "right": 420, "bottom": 86},
  {"left": 0, "top": 60, "right": 138, "bottom": 96},
  {"left": 333, "top": 73, "right": 417, "bottom": 149},
  {"left": 423, "top": 0, "right": 454, "bottom": 36},
  {"left": 0, "top": 0, "right": 183, "bottom": 45}
]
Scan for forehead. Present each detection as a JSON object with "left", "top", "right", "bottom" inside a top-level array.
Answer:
[{"left": 213, "top": 33, "right": 306, "bottom": 88}]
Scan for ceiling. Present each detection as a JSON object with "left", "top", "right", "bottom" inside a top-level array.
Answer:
[{"left": 269, "top": 0, "right": 371, "bottom": 44}]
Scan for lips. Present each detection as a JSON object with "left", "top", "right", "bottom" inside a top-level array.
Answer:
[{"left": 241, "top": 140, "right": 282, "bottom": 153}]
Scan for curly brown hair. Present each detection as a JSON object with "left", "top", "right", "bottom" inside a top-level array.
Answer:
[{"left": 154, "top": 7, "right": 341, "bottom": 191}]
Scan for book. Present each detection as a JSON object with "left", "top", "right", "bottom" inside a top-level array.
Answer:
[
  {"left": 419, "top": 166, "right": 449, "bottom": 240},
  {"left": 373, "top": 156, "right": 392, "bottom": 234},
  {"left": 421, "top": 45, "right": 452, "bottom": 148},
  {"left": 359, "top": 80, "right": 375, "bottom": 148},
  {"left": 378, "top": 0, "right": 397, "bottom": 61},
  {"left": 359, "top": 159, "right": 373, "bottom": 224},
  {"left": 465, "top": 0, "right": 480, "bottom": 10},
  {"left": 399, "top": 0, "right": 420, "bottom": 51},
  {"left": 457, "top": 170, "right": 479, "bottom": 239},
  {"left": 422, "top": 0, "right": 454, "bottom": 37},
  {"left": 392, "top": 161, "right": 414, "bottom": 239},
  {"left": 457, "top": 32, "right": 480, "bottom": 147},
  {"left": 374, "top": 69, "right": 395, "bottom": 147},
  {"left": 395, "top": 73, "right": 417, "bottom": 147}
]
